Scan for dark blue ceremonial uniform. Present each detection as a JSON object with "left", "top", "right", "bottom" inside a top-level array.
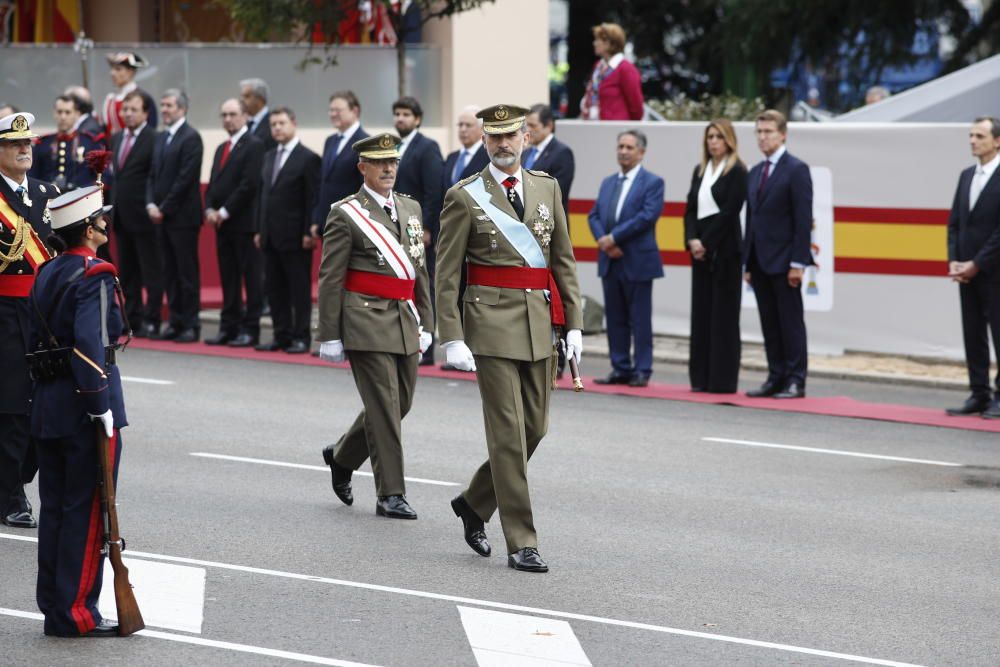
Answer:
[
  {"left": 28, "top": 248, "right": 127, "bottom": 637},
  {"left": 31, "top": 130, "right": 105, "bottom": 193}
]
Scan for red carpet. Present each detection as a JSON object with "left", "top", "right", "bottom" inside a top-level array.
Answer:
[{"left": 127, "top": 338, "right": 1000, "bottom": 434}]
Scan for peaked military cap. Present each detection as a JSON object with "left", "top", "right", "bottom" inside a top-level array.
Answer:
[
  {"left": 106, "top": 52, "right": 148, "bottom": 69},
  {"left": 477, "top": 104, "right": 529, "bottom": 135},
  {"left": 353, "top": 132, "right": 402, "bottom": 159},
  {"left": 49, "top": 185, "right": 112, "bottom": 231},
  {"left": 0, "top": 113, "right": 38, "bottom": 141}
]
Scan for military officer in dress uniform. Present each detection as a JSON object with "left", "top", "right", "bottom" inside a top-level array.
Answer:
[
  {"left": 317, "top": 133, "right": 433, "bottom": 520},
  {"left": 0, "top": 112, "right": 57, "bottom": 529},
  {"left": 435, "top": 105, "right": 583, "bottom": 572},
  {"left": 31, "top": 94, "right": 104, "bottom": 192},
  {"left": 28, "top": 185, "right": 127, "bottom": 637}
]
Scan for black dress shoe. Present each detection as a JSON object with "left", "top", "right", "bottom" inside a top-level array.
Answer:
[
  {"left": 773, "top": 382, "right": 805, "bottom": 399},
  {"left": 227, "top": 333, "right": 258, "bottom": 348},
  {"left": 285, "top": 340, "right": 309, "bottom": 354},
  {"left": 508, "top": 547, "right": 548, "bottom": 573},
  {"left": 173, "top": 328, "right": 199, "bottom": 344},
  {"left": 593, "top": 371, "right": 632, "bottom": 385},
  {"left": 138, "top": 322, "right": 159, "bottom": 339},
  {"left": 983, "top": 399, "right": 1000, "bottom": 419},
  {"left": 1, "top": 509, "right": 37, "bottom": 528},
  {"left": 85, "top": 620, "right": 119, "bottom": 637},
  {"left": 254, "top": 340, "right": 288, "bottom": 352},
  {"left": 153, "top": 325, "right": 179, "bottom": 341},
  {"left": 691, "top": 386, "right": 707, "bottom": 393},
  {"left": 376, "top": 495, "right": 417, "bottom": 519},
  {"left": 450, "top": 495, "right": 491, "bottom": 557},
  {"left": 946, "top": 394, "right": 992, "bottom": 416},
  {"left": 322, "top": 446, "right": 353, "bottom": 506},
  {"left": 746, "top": 381, "right": 781, "bottom": 398},
  {"left": 205, "top": 332, "right": 234, "bottom": 346},
  {"left": 628, "top": 374, "right": 650, "bottom": 387}
]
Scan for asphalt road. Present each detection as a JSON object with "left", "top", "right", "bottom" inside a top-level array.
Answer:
[{"left": 1, "top": 347, "right": 998, "bottom": 666}]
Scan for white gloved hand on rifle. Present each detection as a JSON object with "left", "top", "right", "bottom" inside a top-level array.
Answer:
[
  {"left": 564, "top": 329, "right": 583, "bottom": 366},
  {"left": 88, "top": 410, "right": 114, "bottom": 438},
  {"left": 319, "top": 340, "right": 346, "bottom": 363},
  {"left": 442, "top": 340, "right": 476, "bottom": 372}
]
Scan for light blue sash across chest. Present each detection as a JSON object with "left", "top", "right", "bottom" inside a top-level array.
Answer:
[{"left": 463, "top": 177, "right": 547, "bottom": 269}]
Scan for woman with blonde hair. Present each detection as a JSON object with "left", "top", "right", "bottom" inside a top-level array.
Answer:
[
  {"left": 581, "top": 22, "right": 644, "bottom": 121},
  {"left": 683, "top": 118, "right": 748, "bottom": 393}
]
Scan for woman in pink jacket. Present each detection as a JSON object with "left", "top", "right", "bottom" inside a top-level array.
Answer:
[{"left": 581, "top": 23, "right": 645, "bottom": 121}]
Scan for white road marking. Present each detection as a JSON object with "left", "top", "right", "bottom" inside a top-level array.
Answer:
[
  {"left": 0, "top": 533, "right": 927, "bottom": 667},
  {"left": 121, "top": 376, "right": 175, "bottom": 385},
  {"left": 0, "top": 607, "right": 379, "bottom": 666},
  {"left": 98, "top": 557, "right": 206, "bottom": 633},
  {"left": 459, "top": 606, "right": 591, "bottom": 667},
  {"left": 702, "top": 437, "right": 963, "bottom": 467},
  {"left": 189, "top": 452, "right": 460, "bottom": 487}
]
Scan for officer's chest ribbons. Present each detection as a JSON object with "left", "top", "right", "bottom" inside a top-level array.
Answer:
[{"left": 462, "top": 177, "right": 546, "bottom": 269}]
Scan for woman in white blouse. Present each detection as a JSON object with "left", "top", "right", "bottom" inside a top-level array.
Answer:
[{"left": 683, "top": 119, "right": 748, "bottom": 393}]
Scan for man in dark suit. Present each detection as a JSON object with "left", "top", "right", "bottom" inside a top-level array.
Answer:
[
  {"left": 742, "top": 109, "right": 813, "bottom": 399},
  {"left": 0, "top": 111, "right": 58, "bottom": 528},
  {"left": 146, "top": 89, "right": 204, "bottom": 343},
  {"left": 204, "top": 98, "right": 265, "bottom": 347},
  {"left": 63, "top": 86, "right": 104, "bottom": 139},
  {"left": 587, "top": 129, "right": 664, "bottom": 387},
  {"left": 393, "top": 96, "right": 443, "bottom": 365},
  {"left": 946, "top": 116, "right": 1000, "bottom": 418},
  {"left": 240, "top": 78, "right": 276, "bottom": 152},
  {"left": 255, "top": 107, "right": 320, "bottom": 354},
  {"left": 109, "top": 90, "right": 162, "bottom": 337},
  {"left": 443, "top": 106, "right": 489, "bottom": 190},
  {"left": 313, "top": 90, "right": 368, "bottom": 238},
  {"left": 524, "top": 104, "right": 575, "bottom": 212}
]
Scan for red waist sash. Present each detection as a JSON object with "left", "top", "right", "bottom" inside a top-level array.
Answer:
[
  {"left": 0, "top": 274, "right": 34, "bottom": 297},
  {"left": 344, "top": 270, "right": 415, "bottom": 301},
  {"left": 466, "top": 264, "right": 565, "bottom": 327}
]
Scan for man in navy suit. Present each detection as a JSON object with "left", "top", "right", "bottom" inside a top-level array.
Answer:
[
  {"left": 588, "top": 129, "right": 664, "bottom": 387},
  {"left": 443, "top": 106, "right": 489, "bottom": 190},
  {"left": 313, "top": 91, "right": 368, "bottom": 238},
  {"left": 742, "top": 109, "right": 813, "bottom": 399},
  {"left": 393, "top": 96, "right": 443, "bottom": 365},
  {"left": 240, "top": 78, "right": 277, "bottom": 152},
  {"left": 946, "top": 116, "right": 1000, "bottom": 418},
  {"left": 524, "top": 104, "right": 575, "bottom": 212}
]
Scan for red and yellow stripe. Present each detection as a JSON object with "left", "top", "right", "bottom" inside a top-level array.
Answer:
[{"left": 567, "top": 200, "right": 949, "bottom": 277}]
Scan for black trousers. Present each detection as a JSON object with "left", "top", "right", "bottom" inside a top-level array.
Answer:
[
  {"left": 748, "top": 253, "right": 808, "bottom": 386},
  {"left": 959, "top": 276, "right": 1000, "bottom": 396},
  {"left": 117, "top": 227, "right": 164, "bottom": 328},
  {"left": 217, "top": 231, "right": 263, "bottom": 338},
  {"left": 689, "top": 255, "right": 742, "bottom": 392},
  {"left": 0, "top": 414, "right": 33, "bottom": 514},
  {"left": 159, "top": 225, "right": 201, "bottom": 331},
  {"left": 264, "top": 246, "right": 312, "bottom": 344},
  {"left": 36, "top": 428, "right": 122, "bottom": 636}
]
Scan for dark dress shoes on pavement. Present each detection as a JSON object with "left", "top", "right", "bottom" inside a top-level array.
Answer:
[
  {"left": 174, "top": 328, "right": 199, "bottom": 343},
  {"left": 773, "top": 382, "right": 805, "bottom": 399},
  {"left": 593, "top": 371, "right": 632, "bottom": 385},
  {"left": 84, "top": 620, "right": 120, "bottom": 637},
  {"left": 945, "top": 394, "right": 992, "bottom": 416},
  {"left": 376, "top": 495, "right": 417, "bottom": 519},
  {"left": 508, "top": 547, "right": 548, "bottom": 573},
  {"left": 2, "top": 508, "right": 37, "bottom": 528},
  {"left": 983, "top": 399, "right": 1000, "bottom": 419},
  {"left": 746, "top": 381, "right": 781, "bottom": 398},
  {"left": 152, "top": 325, "right": 179, "bottom": 341},
  {"left": 254, "top": 340, "right": 287, "bottom": 352},
  {"left": 450, "top": 495, "right": 491, "bottom": 557},
  {"left": 322, "top": 446, "right": 353, "bottom": 506},
  {"left": 628, "top": 374, "right": 650, "bottom": 387},
  {"left": 204, "top": 332, "right": 234, "bottom": 346},
  {"left": 285, "top": 340, "right": 309, "bottom": 354},
  {"left": 227, "top": 333, "right": 257, "bottom": 348}
]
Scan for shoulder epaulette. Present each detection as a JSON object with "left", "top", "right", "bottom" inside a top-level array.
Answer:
[
  {"left": 525, "top": 169, "right": 553, "bottom": 179},
  {"left": 395, "top": 191, "right": 414, "bottom": 199},
  {"left": 81, "top": 130, "right": 106, "bottom": 143},
  {"left": 455, "top": 173, "right": 481, "bottom": 188},
  {"left": 84, "top": 259, "right": 117, "bottom": 279}
]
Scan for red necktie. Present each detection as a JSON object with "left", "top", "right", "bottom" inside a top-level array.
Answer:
[
  {"left": 118, "top": 131, "right": 135, "bottom": 168},
  {"left": 219, "top": 140, "right": 232, "bottom": 169}
]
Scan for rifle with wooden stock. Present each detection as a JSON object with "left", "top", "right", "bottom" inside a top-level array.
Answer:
[{"left": 96, "top": 425, "right": 144, "bottom": 637}]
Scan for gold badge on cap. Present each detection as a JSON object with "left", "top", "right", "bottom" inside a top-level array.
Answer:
[
  {"left": 12, "top": 116, "right": 28, "bottom": 132},
  {"left": 379, "top": 135, "right": 393, "bottom": 149},
  {"left": 494, "top": 106, "right": 509, "bottom": 121}
]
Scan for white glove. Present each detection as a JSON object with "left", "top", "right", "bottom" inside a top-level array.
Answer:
[
  {"left": 319, "top": 340, "right": 345, "bottom": 363},
  {"left": 443, "top": 340, "right": 476, "bottom": 372},
  {"left": 565, "top": 329, "right": 583, "bottom": 366},
  {"left": 88, "top": 410, "right": 114, "bottom": 438},
  {"left": 418, "top": 326, "right": 433, "bottom": 354}
]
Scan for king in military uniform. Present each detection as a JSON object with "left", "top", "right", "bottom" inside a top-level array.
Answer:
[
  {"left": 31, "top": 94, "right": 106, "bottom": 192},
  {"left": 317, "top": 132, "right": 434, "bottom": 520},
  {"left": 435, "top": 104, "right": 583, "bottom": 572},
  {"left": 0, "top": 112, "right": 58, "bottom": 528}
]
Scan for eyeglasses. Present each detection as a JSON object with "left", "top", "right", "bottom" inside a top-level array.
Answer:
[{"left": 88, "top": 222, "right": 108, "bottom": 236}]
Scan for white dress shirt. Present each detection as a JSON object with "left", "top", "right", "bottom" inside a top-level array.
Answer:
[
  {"left": 249, "top": 106, "right": 269, "bottom": 135},
  {"left": 2, "top": 172, "right": 27, "bottom": 195},
  {"left": 613, "top": 163, "right": 643, "bottom": 226},
  {"left": 335, "top": 121, "right": 361, "bottom": 156},
  {"left": 216, "top": 125, "right": 249, "bottom": 221},
  {"left": 488, "top": 162, "right": 524, "bottom": 203},
  {"left": 697, "top": 159, "right": 725, "bottom": 219},
  {"left": 970, "top": 153, "right": 999, "bottom": 210},
  {"left": 165, "top": 117, "right": 186, "bottom": 145},
  {"left": 275, "top": 136, "right": 299, "bottom": 172},
  {"left": 398, "top": 130, "right": 419, "bottom": 159},
  {"left": 363, "top": 184, "right": 397, "bottom": 222}
]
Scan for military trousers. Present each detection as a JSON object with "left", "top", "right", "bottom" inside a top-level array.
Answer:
[
  {"left": 463, "top": 354, "right": 552, "bottom": 554},
  {"left": 333, "top": 350, "right": 418, "bottom": 497}
]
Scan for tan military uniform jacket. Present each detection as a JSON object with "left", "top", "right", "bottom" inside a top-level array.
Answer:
[
  {"left": 318, "top": 188, "right": 433, "bottom": 355},
  {"left": 436, "top": 167, "right": 582, "bottom": 362}
]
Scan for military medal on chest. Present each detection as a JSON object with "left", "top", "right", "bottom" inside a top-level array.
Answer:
[
  {"left": 405, "top": 214, "right": 425, "bottom": 267},
  {"left": 532, "top": 203, "right": 553, "bottom": 247}
]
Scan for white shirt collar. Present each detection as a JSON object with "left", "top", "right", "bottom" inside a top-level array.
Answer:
[
  {"left": 229, "top": 125, "right": 248, "bottom": 146},
  {"left": 534, "top": 133, "right": 555, "bottom": 155},
  {"left": 606, "top": 53, "right": 625, "bottom": 69},
  {"left": 363, "top": 184, "right": 395, "bottom": 218},
  {"left": 2, "top": 172, "right": 26, "bottom": 192},
  {"left": 278, "top": 136, "right": 299, "bottom": 153},
  {"left": 620, "top": 163, "right": 642, "bottom": 180},
  {"left": 488, "top": 162, "right": 524, "bottom": 192},
  {"left": 977, "top": 152, "right": 999, "bottom": 179},
  {"left": 166, "top": 117, "right": 186, "bottom": 135},
  {"left": 126, "top": 121, "right": 147, "bottom": 137},
  {"left": 459, "top": 141, "right": 480, "bottom": 155},
  {"left": 764, "top": 144, "right": 786, "bottom": 165},
  {"left": 399, "top": 130, "right": 420, "bottom": 154},
  {"left": 338, "top": 121, "right": 361, "bottom": 140},
  {"left": 252, "top": 107, "right": 269, "bottom": 127}
]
